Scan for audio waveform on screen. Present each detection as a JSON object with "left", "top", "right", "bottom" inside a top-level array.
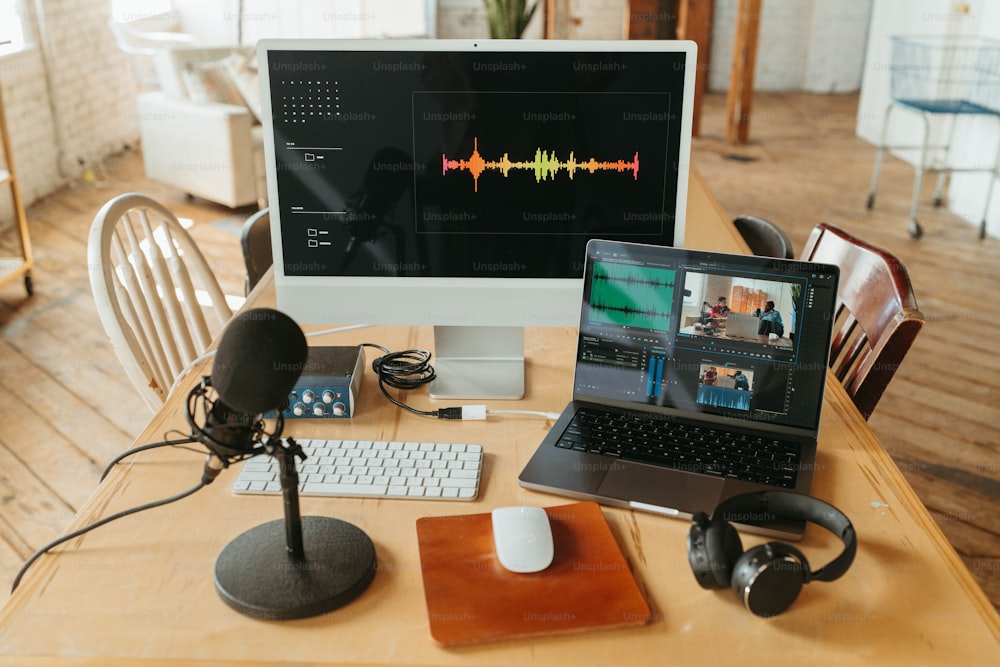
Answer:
[
  {"left": 441, "top": 137, "right": 639, "bottom": 192},
  {"left": 591, "top": 263, "right": 676, "bottom": 290},
  {"left": 697, "top": 385, "right": 752, "bottom": 411},
  {"left": 588, "top": 262, "right": 676, "bottom": 330}
]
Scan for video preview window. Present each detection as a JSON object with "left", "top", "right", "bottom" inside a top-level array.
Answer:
[
  {"left": 678, "top": 271, "right": 802, "bottom": 349},
  {"left": 697, "top": 364, "right": 754, "bottom": 411}
]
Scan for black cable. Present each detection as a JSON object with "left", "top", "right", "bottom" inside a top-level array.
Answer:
[
  {"left": 11, "top": 480, "right": 206, "bottom": 594},
  {"left": 99, "top": 435, "right": 204, "bottom": 482},
  {"left": 361, "top": 343, "right": 442, "bottom": 417},
  {"left": 360, "top": 343, "right": 486, "bottom": 420}
]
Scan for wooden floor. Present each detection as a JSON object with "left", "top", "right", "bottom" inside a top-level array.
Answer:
[{"left": 0, "top": 92, "right": 997, "bottom": 613}]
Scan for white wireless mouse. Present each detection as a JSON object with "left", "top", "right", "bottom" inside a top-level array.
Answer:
[{"left": 491, "top": 506, "right": 554, "bottom": 573}]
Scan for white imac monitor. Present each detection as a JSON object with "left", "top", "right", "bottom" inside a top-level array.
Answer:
[{"left": 258, "top": 38, "right": 696, "bottom": 399}]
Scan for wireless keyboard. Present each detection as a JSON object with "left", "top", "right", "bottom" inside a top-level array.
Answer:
[{"left": 231, "top": 438, "right": 483, "bottom": 500}]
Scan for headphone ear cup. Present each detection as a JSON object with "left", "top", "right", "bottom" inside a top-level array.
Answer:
[
  {"left": 688, "top": 513, "right": 744, "bottom": 589},
  {"left": 731, "top": 542, "right": 809, "bottom": 617}
]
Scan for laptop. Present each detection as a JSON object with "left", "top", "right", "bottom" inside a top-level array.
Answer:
[
  {"left": 723, "top": 311, "right": 762, "bottom": 339},
  {"left": 519, "top": 239, "right": 840, "bottom": 539}
]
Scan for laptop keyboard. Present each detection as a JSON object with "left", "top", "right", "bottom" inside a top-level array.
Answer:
[
  {"left": 231, "top": 439, "right": 483, "bottom": 500},
  {"left": 556, "top": 408, "right": 801, "bottom": 488}
]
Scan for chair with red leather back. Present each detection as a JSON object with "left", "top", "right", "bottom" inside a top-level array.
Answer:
[{"left": 801, "top": 223, "right": 924, "bottom": 419}]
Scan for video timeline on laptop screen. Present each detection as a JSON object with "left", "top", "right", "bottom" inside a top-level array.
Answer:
[
  {"left": 264, "top": 47, "right": 688, "bottom": 278},
  {"left": 574, "top": 242, "right": 839, "bottom": 430}
]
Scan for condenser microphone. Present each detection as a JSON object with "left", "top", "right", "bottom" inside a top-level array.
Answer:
[
  {"left": 206, "top": 308, "right": 377, "bottom": 621},
  {"left": 186, "top": 308, "right": 307, "bottom": 463},
  {"left": 211, "top": 307, "right": 308, "bottom": 415}
]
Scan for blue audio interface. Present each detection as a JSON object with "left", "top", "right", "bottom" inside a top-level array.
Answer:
[{"left": 282, "top": 346, "right": 364, "bottom": 419}]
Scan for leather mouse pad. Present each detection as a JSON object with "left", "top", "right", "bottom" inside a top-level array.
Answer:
[{"left": 415, "top": 501, "right": 651, "bottom": 646}]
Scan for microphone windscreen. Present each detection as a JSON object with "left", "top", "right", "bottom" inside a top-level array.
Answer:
[{"left": 211, "top": 308, "right": 308, "bottom": 414}]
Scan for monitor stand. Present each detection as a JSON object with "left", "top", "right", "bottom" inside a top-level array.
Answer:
[{"left": 430, "top": 325, "right": 524, "bottom": 400}]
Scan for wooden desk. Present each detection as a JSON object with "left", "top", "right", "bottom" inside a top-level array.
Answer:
[{"left": 2, "top": 173, "right": 998, "bottom": 666}]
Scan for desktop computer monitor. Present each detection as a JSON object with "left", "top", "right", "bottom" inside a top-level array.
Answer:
[{"left": 258, "top": 38, "right": 697, "bottom": 399}]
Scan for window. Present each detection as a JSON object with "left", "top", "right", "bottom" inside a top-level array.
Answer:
[{"left": 0, "top": 0, "right": 24, "bottom": 53}]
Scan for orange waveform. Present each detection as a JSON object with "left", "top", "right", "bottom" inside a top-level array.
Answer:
[{"left": 442, "top": 137, "right": 639, "bottom": 193}]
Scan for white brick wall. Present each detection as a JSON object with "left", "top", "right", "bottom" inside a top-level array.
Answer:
[
  {"left": 0, "top": 48, "right": 60, "bottom": 208},
  {"left": 0, "top": 0, "right": 140, "bottom": 229},
  {"left": 29, "top": 0, "right": 139, "bottom": 176},
  {"left": 709, "top": 0, "right": 872, "bottom": 93}
]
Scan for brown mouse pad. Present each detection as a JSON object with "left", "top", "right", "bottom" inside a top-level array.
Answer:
[{"left": 415, "top": 501, "right": 651, "bottom": 646}]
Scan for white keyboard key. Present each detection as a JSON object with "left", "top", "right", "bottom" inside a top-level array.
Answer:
[
  {"left": 233, "top": 439, "right": 482, "bottom": 501},
  {"left": 239, "top": 471, "right": 277, "bottom": 483},
  {"left": 301, "top": 482, "right": 389, "bottom": 496},
  {"left": 440, "top": 478, "right": 477, "bottom": 488}
]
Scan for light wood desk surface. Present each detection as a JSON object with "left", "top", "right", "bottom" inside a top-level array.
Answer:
[{"left": 2, "top": 172, "right": 998, "bottom": 666}]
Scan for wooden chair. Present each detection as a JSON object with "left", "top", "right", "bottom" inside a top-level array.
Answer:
[
  {"left": 801, "top": 223, "right": 924, "bottom": 419},
  {"left": 240, "top": 207, "right": 272, "bottom": 295},
  {"left": 733, "top": 215, "right": 795, "bottom": 259},
  {"left": 88, "top": 193, "right": 234, "bottom": 412}
]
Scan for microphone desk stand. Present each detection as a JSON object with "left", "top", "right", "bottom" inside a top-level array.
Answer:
[{"left": 213, "top": 437, "right": 377, "bottom": 620}]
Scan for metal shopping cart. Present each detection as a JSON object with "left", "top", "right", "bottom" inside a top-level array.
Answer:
[{"left": 866, "top": 35, "right": 1000, "bottom": 239}]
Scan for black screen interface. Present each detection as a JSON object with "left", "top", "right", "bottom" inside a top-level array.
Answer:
[
  {"left": 267, "top": 48, "right": 688, "bottom": 278},
  {"left": 574, "top": 242, "right": 839, "bottom": 431}
]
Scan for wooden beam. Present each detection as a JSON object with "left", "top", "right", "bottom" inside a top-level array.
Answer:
[
  {"left": 676, "top": 0, "right": 713, "bottom": 137},
  {"left": 545, "top": 0, "right": 570, "bottom": 39},
  {"left": 726, "top": 0, "right": 762, "bottom": 143}
]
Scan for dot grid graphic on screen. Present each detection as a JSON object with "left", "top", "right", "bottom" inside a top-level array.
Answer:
[{"left": 258, "top": 39, "right": 697, "bottom": 400}]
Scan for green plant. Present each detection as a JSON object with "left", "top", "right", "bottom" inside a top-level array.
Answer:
[{"left": 483, "top": 0, "right": 539, "bottom": 39}]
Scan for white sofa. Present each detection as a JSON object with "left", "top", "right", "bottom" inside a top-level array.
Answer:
[{"left": 137, "top": 47, "right": 266, "bottom": 209}]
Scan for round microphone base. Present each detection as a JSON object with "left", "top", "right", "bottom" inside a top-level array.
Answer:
[{"left": 214, "top": 515, "right": 376, "bottom": 620}]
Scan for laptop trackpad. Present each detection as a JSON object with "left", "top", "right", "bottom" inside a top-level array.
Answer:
[{"left": 598, "top": 463, "right": 725, "bottom": 514}]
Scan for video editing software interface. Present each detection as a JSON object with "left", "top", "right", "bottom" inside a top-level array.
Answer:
[
  {"left": 266, "top": 46, "right": 688, "bottom": 279},
  {"left": 575, "top": 243, "right": 839, "bottom": 431}
]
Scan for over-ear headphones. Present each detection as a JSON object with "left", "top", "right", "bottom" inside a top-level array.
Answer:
[{"left": 687, "top": 491, "right": 857, "bottom": 617}]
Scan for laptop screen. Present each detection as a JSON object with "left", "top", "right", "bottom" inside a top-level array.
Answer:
[{"left": 575, "top": 240, "right": 840, "bottom": 431}]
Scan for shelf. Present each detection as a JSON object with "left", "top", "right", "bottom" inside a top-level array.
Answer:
[{"left": 0, "top": 83, "right": 32, "bottom": 297}]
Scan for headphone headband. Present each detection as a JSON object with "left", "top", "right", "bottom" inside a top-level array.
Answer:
[{"left": 713, "top": 491, "right": 856, "bottom": 583}]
